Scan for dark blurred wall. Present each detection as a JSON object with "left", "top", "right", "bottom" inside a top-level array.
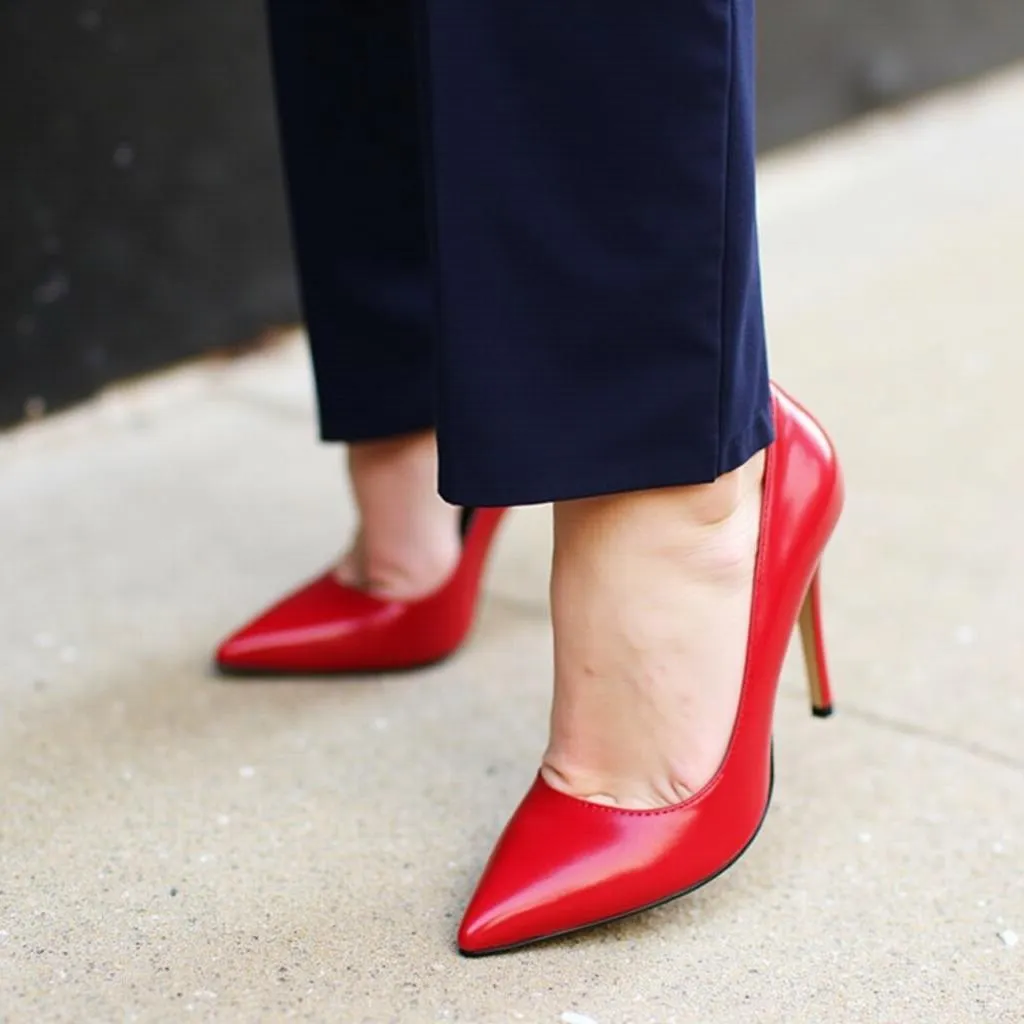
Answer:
[
  {"left": 760, "top": 0, "right": 1024, "bottom": 147},
  {"left": 3, "top": 0, "right": 1023, "bottom": 427},
  {"left": 0, "top": 2, "right": 294, "bottom": 427}
]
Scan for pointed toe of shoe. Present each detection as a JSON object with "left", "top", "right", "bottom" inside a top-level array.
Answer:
[
  {"left": 457, "top": 907, "right": 532, "bottom": 957},
  {"left": 214, "top": 622, "right": 313, "bottom": 674},
  {"left": 214, "top": 573, "right": 398, "bottom": 675},
  {"left": 457, "top": 777, "right": 662, "bottom": 954},
  {"left": 457, "top": 768, "right": 774, "bottom": 954},
  {"left": 214, "top": 619, "right": 321, "bottom": 674},
  {"left": 457, "top": 780, "right": 595, "bottom": 954},
  {"left": 457, "top": 866, "right": 566, "bottom": 956},
  {"left": 214, "top": 629, "right": 261, "bottom": 672},
  {"left": 456, "top": 908, "right": 508, "bottom": 957}
]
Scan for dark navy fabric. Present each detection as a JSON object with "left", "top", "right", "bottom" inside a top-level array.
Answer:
[{"left": 267, "top": 0, "right": 773, "bottom": 507}]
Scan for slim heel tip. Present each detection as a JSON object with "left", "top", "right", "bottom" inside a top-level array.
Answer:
[{"left": 812, "top": 705, "right": 834, "bottom": 719}]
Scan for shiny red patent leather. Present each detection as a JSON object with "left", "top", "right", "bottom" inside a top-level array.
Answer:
[
  {"left": 215, "top": 507, "right": 506, "bottom": 674},
  {"left": 458, "top": 384, "right": 844, "bottom": 955}
]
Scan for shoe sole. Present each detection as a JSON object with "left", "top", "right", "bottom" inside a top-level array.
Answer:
[{"left": 212, "top": 648, "right": 459, "bottom": 680}]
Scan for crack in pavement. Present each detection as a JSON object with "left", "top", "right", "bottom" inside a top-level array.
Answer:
[{"left": 807, "top": 699, "right": 1024, "bottom": 774}]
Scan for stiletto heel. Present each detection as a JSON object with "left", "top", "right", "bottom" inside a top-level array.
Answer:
[
  {"left": 799, "top": 570, "right": 834, "bottom": 718},
  {"left": 457, "top": 383, "right": 844, "bottom": 956},
  {"left": 215, "top": 507, "right": 506, "bottom": 675}
]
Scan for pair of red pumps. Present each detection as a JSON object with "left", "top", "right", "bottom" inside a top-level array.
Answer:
[{"left": 216, "top": 385, "right": 844, "bottom": 955}]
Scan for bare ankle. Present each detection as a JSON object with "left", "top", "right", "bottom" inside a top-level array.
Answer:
[
  {"left": 339, "top": 430, "right": 461, "bottom": 599},
  {"left": 552, "top": 452, "right": 765, "bottom": 576},
  {"left": 544, "top": 449, "right": 768, "bottom": 809},
  {"left": 347, "top": 429, "right": 437, "bottom": 472}
]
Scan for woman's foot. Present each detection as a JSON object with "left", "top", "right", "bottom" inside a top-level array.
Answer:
[
  {"left": 541, "top": 451, "right": 765, "bottom": 810},
  {"left": 215, "top": 430, "right": 506, "bottom": 675},
  {"left": 334, "top": 431, "right": 462, "bottom": 599}
]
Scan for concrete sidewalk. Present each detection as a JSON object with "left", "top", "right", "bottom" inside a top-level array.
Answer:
[{"left": 2, "top": 67, "right": 1023, "bottom": 1024}]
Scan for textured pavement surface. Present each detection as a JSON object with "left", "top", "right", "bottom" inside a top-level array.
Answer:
[{"left": 2, "top": 67, "right": 1023, "bottom": 1023}]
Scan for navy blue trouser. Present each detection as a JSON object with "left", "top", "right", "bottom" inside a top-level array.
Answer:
[{"left": 266, "top": 0, "right": 773, "bottom": 507}]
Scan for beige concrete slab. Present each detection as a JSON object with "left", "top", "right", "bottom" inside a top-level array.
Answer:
[
  {"left": 1, "top": 636, "right": 1021, "bottom": 1022},
  {"left": 3, "top": 64, "right": 1024, "bottom": 1024},
  {"left": 759, "top": 66, "right": 1024, "bottom": 767}
]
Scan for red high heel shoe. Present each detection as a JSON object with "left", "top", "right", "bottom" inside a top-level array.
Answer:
[
  {"left": 215, "top": 507, "right": 506, "bottom": 674},
  {"left": 457, "top": 385, "right": 843, "bottom": 955}
]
